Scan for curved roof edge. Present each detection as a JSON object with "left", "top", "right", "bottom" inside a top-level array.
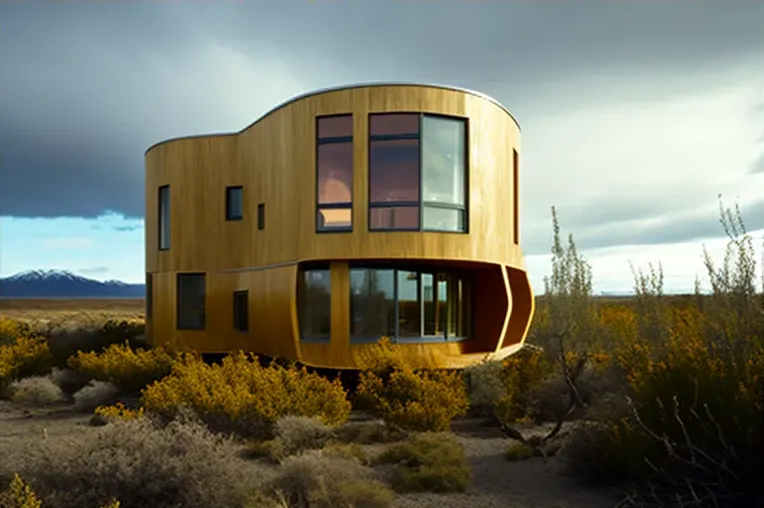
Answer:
[{"left": 145, "top": 82, "right": 520, "bottom": 155}]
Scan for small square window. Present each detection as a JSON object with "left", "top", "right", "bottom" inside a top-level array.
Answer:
[
  {"left": 226, "top": 186, "right": 243, "bottom": 221},
  {"left": 233, "top": 290, "right": 249, "bottom": 332},
  {"left": 257, "top": 203, "right": 265, "bottom": 230}
]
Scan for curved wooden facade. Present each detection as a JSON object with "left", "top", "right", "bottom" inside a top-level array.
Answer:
[{"left": 145, "top": 83, "right": 534, "bottom": 369}]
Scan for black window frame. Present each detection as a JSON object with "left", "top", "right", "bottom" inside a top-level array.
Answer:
[
  {"left": 232, "top": 290, "right": 249, "bottom": 332},
  {"left": 225, "top": 185, "right": 244, "bottom": 221},
  {"left": 257, "top": 203, "right": 265, "bottom": 230},
  {"left": 158, "top": 184, "right": 170, "bottom": 250},
  {"left": 316, "top": 114, "right": 354, "bottom": 233},
  {"left": 367, "top": 113, "right": 469, "bottom": 233},
  {"left": 176, "top": 272, "right": 206, "bottom": 331}
]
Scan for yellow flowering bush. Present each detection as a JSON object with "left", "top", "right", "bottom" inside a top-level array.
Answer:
[
  {"left": 356, "top": 338, "right": 469, "bottom": 431},
  {"left": 493, "top": 346, "right": 553, "bottom": 423},
  {"left": 67, "top": 342, "right": 181, "bottom": 393},
  {"left": 99, "top": 319, "right": 145, "bottom": 343},
  {"left": 94, "top": 402, "right": 145, "bottom": 421},
  {"left": 0, "top": 337, "right": 52, "bottom": 398},
  {"left": 1, "top": 474, "right": 42, "bottom": 508},
  {"left": 141, "top": 351, "right": 351, "bottom": 438},
  {"left": 0, "top": 318, "right": 32, "bottom": 346}
]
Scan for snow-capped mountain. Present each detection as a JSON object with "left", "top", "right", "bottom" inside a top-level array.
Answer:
[{"left": 0, "top": 270, "right": 145, "bottom": 298}]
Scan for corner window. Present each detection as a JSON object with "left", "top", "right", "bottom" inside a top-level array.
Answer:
[
  {"left": 176, "top": 273, "right": 205, "bottom": 330},
  {"left": 257, "top": 203, "right": 265, "bottom": 230},
  {"left": 233, "top": 290, "right": 249, "bottom": 332},
  {"left": 297, "top": 264, "right": 331, "bottom": 341},
  {"left": 226, "top": 186, "right": 243, "bottom": 221},
  {"left": 316, "top": 115, "right": 353, "bottom": 232},
  {"left": 368, "top": 113, "right": 467, "bottom": 232},
  {"left": 350, "top": 265, "right": 470, "bottom": 342},
  {"left": 158, "top": 185, "right": 170, "bottom": 250}
]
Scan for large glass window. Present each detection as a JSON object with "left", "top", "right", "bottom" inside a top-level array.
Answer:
[
  {"left": 297, "top": 265, "right": 331, "bottom": 340},
  {"left": 176, "top": 273, "right": 205, "bottom": 330},
  {"left": 317, "top": 115, "right": 353, "bottom": 232},
  {"left": 350, "top": 265, "right": 470, "bottom": 342},
  {"left": 158, "top": 185, "right": 170, "bottom": 250},
  {"left": 350, "top": 268, "right": 395, "bottom": 338},
  {"left": 513, "top": 148, "right": 519, "bottom": 245},
  {"left": 368, "top": 113, "right": 467, "bottom": 232}
]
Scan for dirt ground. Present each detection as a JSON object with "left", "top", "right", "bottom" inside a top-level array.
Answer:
[{"left": 0, "top": 403, "right": 619, "bottom": 508}]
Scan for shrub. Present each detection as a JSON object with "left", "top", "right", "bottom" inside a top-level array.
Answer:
[
  {"left": 274, "top": 415, "right": 333, "bottom": 457},
  {"left": 0, "top": 474, "right": 42, "bottom": 508},
  {"left": 99, "top": 319, "right": 145, "bottom": 344},
  {"left": 141, "top": 351, "right": 351, "bottom": 439},
  {"left": 0, "top": 417, "right": 259, "bottom": 508},
  {"left": 333, "top": 419, "right": 407, "bottom": 444},
  {"left": 47, "top": 368, "right": 91, "bottom": 397},
  {"left": 504, "top": 441, "right": 534, "bottom": 462},
  {"left": 0, "top": 337, "right": 52, "bottom": 398},
  {"left": 72, "top": 380, "right": 120, "bottom": 412},
  {"left": 357, "top": 338, "right": 469, "bottom": 431},
  {"left": 8, "top": 376, "right": 64, "bottom": 407},
  {"left": 267, "top": 448, "right": 392, "bottom": 508},
  {"left": 0, "top": 318, "right": 32, "bottom": 346},
  {"left": 67, "top": 342, "right": 178, "bottom": 393},
  {"left": 494, "top": 345, "right": 553, "bottom": 423},
  {"left": 464, "top": 360, "right": 504, "bottom": 415},
  {"left": 93, "top": 402, "right": 144, "bottom": 422},
  {"left": 374, "top": 432, "right": 472, "bottom": 493}
]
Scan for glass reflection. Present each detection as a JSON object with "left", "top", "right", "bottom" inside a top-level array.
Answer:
[
  {"left": 298, "top": 268, "right": 331, "bottom": 340},
  {"left": 350, "top": 269, "right": 395, "bottom": 338}
]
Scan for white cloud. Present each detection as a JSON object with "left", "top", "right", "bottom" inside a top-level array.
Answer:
[{"left": 39, "top": 237, "right": 94, "bottom": 250}]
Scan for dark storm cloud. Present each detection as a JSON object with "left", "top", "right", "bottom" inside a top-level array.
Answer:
[
  {"left": 0, "top": 0, "right": 762, "bottom": 218},
  {"left": 523, "top": 198, "right": 764, "bottom": 256}
]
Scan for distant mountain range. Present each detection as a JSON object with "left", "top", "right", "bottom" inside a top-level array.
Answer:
[{"left": 0, "top": 270, "right": 145, "bottom": 298}]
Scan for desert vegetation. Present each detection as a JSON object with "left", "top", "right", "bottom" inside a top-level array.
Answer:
[{"left": 0, "top": 199, "right": 761, "bottom": 508}]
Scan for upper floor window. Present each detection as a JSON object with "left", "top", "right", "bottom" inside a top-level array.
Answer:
[
  {"left": 316, "top": 115, "right": 353, "bottom": 232},
  {"left": 226, "top": 186, "right": 243, "bottom": 221},
  {"left": 368, "top": 113, "right": 467, "bottom": 232},
  {"left": 158, "top": 185, "right": 170, "bottom": 250},
  {"left": 513, "top": 149, "right": 519, "bottom": 245}
]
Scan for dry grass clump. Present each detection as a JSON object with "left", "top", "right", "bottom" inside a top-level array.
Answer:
[
  {"left": 333, "top": 419, "right": 408, "bottom": 444},
  {"left": 0, "top": 418, "right": 260, "bottom": 508},
  {"left": 357, "top": 338, "right": 469, "bottom": 432},
  {"left": 504, "top": 441, "right": 535, "bottom": 462},
  {"left": 8, "top": 376, "right": 64, "bottom": 407},
  {"left": 141, "top": 351, "right": 351, "bottom": 439},
  {"left": 273, "top": 415, "right": 333, "bottom": 457},
  {"left": 374, "top": 432, "right": 472, "bottom": 493},
  {"left": 67, "top": 342, "right": 179, "bottom": 394},
  {"left": 72, "top": 380, "right": 120, "bottom": 412},
  {"left": 266, "top": 448, "right": 393, "bottom": 508},
  {"left": 47, "top": 368, "right": 91, "bottom": 397}
]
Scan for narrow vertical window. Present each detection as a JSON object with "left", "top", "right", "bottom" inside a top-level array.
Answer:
[
  {"left": 145, "top": 272, "right": 153, "bottom": 319},
  {"left": 158, "top": 185, "right": 170, "bottom": 250},
  {"left": 225, "top": 186, "right": 243, "bottom": 221},
  {"left": 513, "top": 149, "right": 519, "bottom": 245},
  {"left": 316, "top": 115, "right": 353, "bottom": 231},
  {"left": 297, "top": 265, "right": 331, "bottom": 341},
  {"left": 368, "top": 114, "right": 421, "bottom": 230},
  {"left": 233, "top": 290, "right": 249, "bottom": 332},
  {"left": 257, "top": 203, "right": 265, "bottom": 230},
  {"left": 176, "top": 273, "right": 205, "bottom": 330}
]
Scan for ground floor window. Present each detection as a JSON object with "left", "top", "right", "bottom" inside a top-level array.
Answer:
[
  {"left": 176, "top": 273, "right": 205, "bottom": 330},
  {"left": 297, "top": 264, "right": 331, "bottom": 340},
  {"left": 350, "top": 265, "right": 471, "bottom": 342},
  {"left": 233, "top": 290, "right": 249, "bottom": 332}
]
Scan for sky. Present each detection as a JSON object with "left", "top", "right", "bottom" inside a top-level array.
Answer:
[{"left": 1, "top": 0, "right": 763, "bottom": 293}]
